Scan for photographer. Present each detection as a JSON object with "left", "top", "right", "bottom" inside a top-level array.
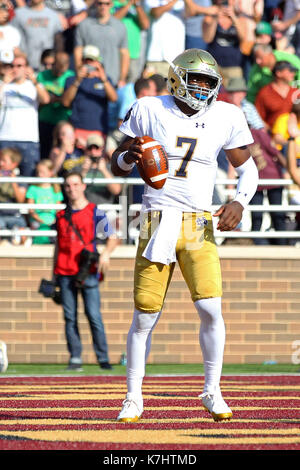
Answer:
[
  {"left": 61, "top": 44, "right": 117, "bottom": 148},
  {"left": 53, "top": 171, "right": 119, "bottom": 371}
]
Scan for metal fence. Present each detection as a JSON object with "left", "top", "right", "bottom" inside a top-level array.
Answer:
[{"left": 1, "top": 176, "right": 300, "bottom": 245}]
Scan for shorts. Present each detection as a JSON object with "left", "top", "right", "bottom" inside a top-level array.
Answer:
[{"left": 134, "top": 211, "right": 222, "bottom": 313}]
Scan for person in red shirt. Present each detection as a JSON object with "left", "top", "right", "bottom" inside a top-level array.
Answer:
[
  {"left": 53, "top": 171, "right": 118, "bottom": 371},
  {"left": 255, "top": 61, "right": 298, "bottom": 129}
]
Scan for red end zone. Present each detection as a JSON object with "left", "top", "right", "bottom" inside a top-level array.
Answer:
[{"left": 0, "top": 375, "right": 299, "bottom": 450}]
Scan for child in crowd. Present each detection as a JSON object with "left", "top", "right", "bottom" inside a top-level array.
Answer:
[
  {"left": 26, "top": 159, "right": 63, "bottom": 244},
  {"left": 0, "top": 147, "right": 27, "bottom": 245}
]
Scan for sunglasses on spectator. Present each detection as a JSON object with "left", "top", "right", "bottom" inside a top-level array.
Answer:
[
  {"left": 12, "top": 63, "right": 25, "bottom": 68},
  {"left": 97, "top": 2, "right": 111, "bottom": 5}
]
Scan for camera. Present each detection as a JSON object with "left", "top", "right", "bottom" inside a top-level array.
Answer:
[
  {"left": 39, "top": 279, "right": 62, "bottom": 304},
  {"left": 75, "top": 248, "right": 100, "bottom": 287},
  {"left": 85, "top": 64, "right": 97, "bottom": 73}
]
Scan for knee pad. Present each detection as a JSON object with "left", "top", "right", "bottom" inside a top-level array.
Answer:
[
  {"left": 132, "top": 309, "right": 160, "bottom": 333},
  {"left": 195, "top": 297, "right": 222, "bottom": 323}
]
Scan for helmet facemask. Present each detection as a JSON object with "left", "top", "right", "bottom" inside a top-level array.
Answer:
[
  {"left": 167, "top": 49, "right": 222, "bottom": 112},
  {"left": 170, "top": 65, "right": 221, "bottom": 111}
]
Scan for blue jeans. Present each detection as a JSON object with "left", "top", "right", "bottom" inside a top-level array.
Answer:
[{"left": 57, "top": 274, "right": 109, "bottom": 364}]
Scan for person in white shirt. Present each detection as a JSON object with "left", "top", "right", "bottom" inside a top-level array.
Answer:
[
  {"left": 0, "top": 51, "right": 50, "bottom": 175},
  {"left": 111, "top": 48, "right": 258, "bottom": 423},
  {"left": 0, "top": 0, "right": 21, "bottom": 54}
]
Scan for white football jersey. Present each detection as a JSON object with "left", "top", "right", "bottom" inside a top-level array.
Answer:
[{"left": 120, "top": 95, "right": 253, "bottom": 212}]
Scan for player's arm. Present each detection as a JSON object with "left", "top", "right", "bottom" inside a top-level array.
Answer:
[
  {"left": 111, "top": 135, "right": 144, "bottom": 176},
  {"left": 213, "top": 146, "right": 258, "bottom": 231}
]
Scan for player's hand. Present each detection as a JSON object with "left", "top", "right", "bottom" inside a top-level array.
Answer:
[
  {"left": 124, "top": 137, "right": 144, "bottom": 164},
  {"left": 213, "top": 201, "right": 243, "bottom": 231}
]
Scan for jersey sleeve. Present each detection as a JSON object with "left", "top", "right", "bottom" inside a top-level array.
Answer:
[
  {"left": 119, "top": 99, "right": 145, "bottom": 138},
  {"left": 223, "top": 105, "right": 254, "bottom": 150}
]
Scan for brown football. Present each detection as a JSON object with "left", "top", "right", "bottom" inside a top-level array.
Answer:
[{"left": 137, "top": 136, "right": 169, "bottom": 189}]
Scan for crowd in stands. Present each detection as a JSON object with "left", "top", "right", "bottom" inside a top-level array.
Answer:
[{"left": 0, "top": 0, "right": 300, "bottom": 246}]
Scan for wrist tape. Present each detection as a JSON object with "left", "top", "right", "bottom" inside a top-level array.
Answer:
[{"left": 117, "top": 151, "right": 135, "bottom": 171}]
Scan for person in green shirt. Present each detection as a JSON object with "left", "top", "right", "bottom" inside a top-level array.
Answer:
[
  {"left": 246, "top": 43, "right": 300, "bottom": 104},
  {"left": 26, "top": 159, "right": 64, "bottom": 244},
  {"left": 37, "top": 51, "right": 75, "bottom": 159}
]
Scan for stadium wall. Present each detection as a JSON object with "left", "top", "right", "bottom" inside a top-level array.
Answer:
[{"left": 0, "top": 245, "right": 299, "bottom": 365}]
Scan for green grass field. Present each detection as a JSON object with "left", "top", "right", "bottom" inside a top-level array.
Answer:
[{"left": 1, "top": 362, "right": 299, "bottom": 376}]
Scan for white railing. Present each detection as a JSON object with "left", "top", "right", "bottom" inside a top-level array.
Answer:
[{"left": 0, "top": 176, "right": 299, "bottom": 243}]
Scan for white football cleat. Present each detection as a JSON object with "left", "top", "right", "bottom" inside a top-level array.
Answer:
[
  {"left": 0, "top": 341, "right": 8, "bottom": 373},
  {"left": 117, "top": 393, "right": 143, "bottom": 423},
  {"left": 200, "top": 392, "right": 232, "bottom": 421}
]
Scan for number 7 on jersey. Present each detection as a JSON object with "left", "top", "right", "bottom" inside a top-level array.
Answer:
[{"left": 175, "top": 137, "right": 197, "bottom": 178}]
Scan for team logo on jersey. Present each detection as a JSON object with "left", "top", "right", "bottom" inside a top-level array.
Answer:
[{"left": 196, "top": 216, "right": 208, "bottom": 229}]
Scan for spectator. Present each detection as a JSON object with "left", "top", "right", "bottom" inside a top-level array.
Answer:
[
  {"left": 202, "top": 0, "right": 247, "bottom": 87},
  {"left": 37, "top": 51, "right": 75, "bottom": 159},
  {"left": 40, "top": 48, "right": 55, "bottom": 71},
  {"left": 255, "top": 20, "right": 274, "bottom": 46},
  {"left": 148, "top": 73, "right": 168, "bottom": 95},
  {"left": 286, "top": 109, "right": 300, "bottom": 230},
  {"left": 246, "top": 43, "right": 300, "bottom": 104},
  {"left": 74, "top": 0, "right": 129, "bottom": 88},
  {"left": 226, "top": 76, "right": 265, "bottom": 130},
  {"left": 53, "top": 171, "right": 119, "bottom": 371},
  {"left": 49, "top": 120, "right": 85, "bottom": 177},
  {"left": 62, "top": 45, "right": 118, "bottom": 147},
  {"left": 0, "top": 147, "right": 27, "bottom": 245},
  {"left": 26, "top": 159, "right": 63, "bottom": 244},
  {"left": 112, "top": 0, "right": 150, "bottom": 83},
  {"left": 45, "top": 0, "right": 88, "bottom": 55},
  {"left": 11, "top": 0, "right": 63, "bottom": 72},
  {"left": 184, "top": 0, "right": 218, "bottom": 50},
  {"left": 0, "top": 50, "right": 50, "bottom": 176},
  {"left": 249, "top": 126, "right": 287, "bottom": 245},
  {"left": 143, "top": 0, "right": 187, "bottom": 78},
  {"left": 272, "top": 0, "right": 300, "bottom": 56},
  {"left": 232, "top": 0, "right": 264, "bottom": 54},
  {"left": 0, "top": 0, "right": 21, "bottom": 55},
  {"left": 255, "top": 60, "right": 298, "bottom": 129},
  {"left": 272, "top": 101, "right": 300, "bottom": 151},
  {"left": 81, "top": 134, "right": 122, "bottom": 206}
]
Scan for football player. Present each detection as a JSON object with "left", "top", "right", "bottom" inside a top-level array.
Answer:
[{"left": 111, "top": 49, "right": 258, "bottom": 422}]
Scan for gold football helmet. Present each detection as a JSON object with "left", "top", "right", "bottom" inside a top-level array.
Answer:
[{"left": 167, "top": 49, "right": 222, "bottom": 111}]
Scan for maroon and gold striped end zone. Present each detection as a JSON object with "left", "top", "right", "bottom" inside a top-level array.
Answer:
[{"left": 0, "top": 375, "right": 299, "bottom": 450}]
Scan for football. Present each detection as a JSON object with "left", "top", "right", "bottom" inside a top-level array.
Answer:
[{"left": 137, "top": 136, "right": 169, "bottom": 189}]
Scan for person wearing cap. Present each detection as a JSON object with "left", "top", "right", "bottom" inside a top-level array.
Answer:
[
  {"left": 226, "top": 76, "right": 265, "bottom": 130},
  {"left": 247, "top": 43, "right": 300, "bottom": 104},
  {"left": 255, "top": 21, "right": 273, "bottom": 45},
  {"left": 255, "top": 60, "right": 298, "bottom": 129},
  {"left": 62, "top": 44, "right": 118, "bottom": 148},
  {"left": 81, "top": 134, "right": 122, "bottom": 206}
]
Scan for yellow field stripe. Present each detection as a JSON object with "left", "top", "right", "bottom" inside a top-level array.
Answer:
[
  {"left": 1, "top": 417, "right": 300, "bottom": 425},
  {"left": 1, "top": 429, "right": 300, "bottom": 444},
  {"left": 0, "top": 393, "right": 299, "bottom": 402}
]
